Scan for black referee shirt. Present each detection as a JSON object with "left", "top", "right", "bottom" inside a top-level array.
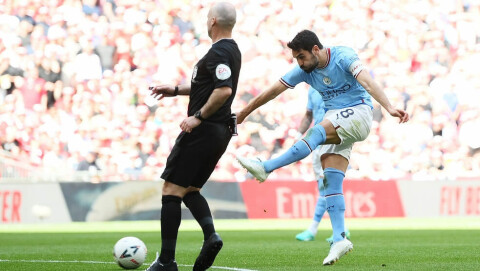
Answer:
[{"left": 188, "top": 39, "right": 241, "bottom": 123}]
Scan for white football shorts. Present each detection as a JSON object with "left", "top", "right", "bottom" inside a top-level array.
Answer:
[{"left": 318, "top": 103, "right": 373, "bottom": 161}]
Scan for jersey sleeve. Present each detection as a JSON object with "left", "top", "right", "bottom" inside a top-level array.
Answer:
[
  {"left": 206, "top": 50, "right": 234, "bottom": 89},
  {"left": 340, "top": 47, "right": 365, "bottom": 78},
  {"left": 280, "top": 65, "right": 305, "bottom": 89}
]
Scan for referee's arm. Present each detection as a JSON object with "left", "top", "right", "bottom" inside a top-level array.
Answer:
[
  {"left": 175, "top": 84, "right": 191, "bottom": 95},
  {"left": 149, "top": 84, "right": 191, "bottom": 99},
  {"left": 198, "top": 86, "right": 232, "bottom": 119}
]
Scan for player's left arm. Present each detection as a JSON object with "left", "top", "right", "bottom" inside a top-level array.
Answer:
[{"left": 356, "top": 70, "right": 409, "bottom": 123}]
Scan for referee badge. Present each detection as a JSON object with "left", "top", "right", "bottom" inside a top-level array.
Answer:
[{"left": 216, "top": 64, "right": 231, "bottom": 80}]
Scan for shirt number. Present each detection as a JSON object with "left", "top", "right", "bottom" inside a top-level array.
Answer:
[{"left": 337, "top": 109, "right": 355, "bottom": 119}]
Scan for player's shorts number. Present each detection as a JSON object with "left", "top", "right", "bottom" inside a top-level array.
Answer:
[{"left": 338, "top": 109, "right": 355, "bottom": 119}]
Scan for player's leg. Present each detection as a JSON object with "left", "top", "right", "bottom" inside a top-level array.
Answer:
[
  {"left": 296, "top": 149, "right": 326, "bottom": 241},
  {"left": 322, "top": 154, "right": 348, "bottom": 242},
  {"left": 263, "top": 123, "right": 328, "bottom": 172},
  {"left": 237, "top": 120, "right": 340, "bottom": 182},
  {"left": 321, "top": 154, "right": 354, "bottom": 265},
  {"left": 322, "top": 105, "right": 372, "bottom": 265},
  {"left": 320, "top": 153, "right": 350, "bottom": 244},
  {"left": 310, "top": 191, "right": 326, "bottom": 235},
  {"left": 296, "top": 185, "right": 326, "bottom": 241}
]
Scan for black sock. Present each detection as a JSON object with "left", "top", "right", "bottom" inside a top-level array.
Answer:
[
  {"left": 160, "top": 195, "right": 182, "bottom": 263},
  {"left": 183, "top": 191, "right": 215, "bottom": 240}
]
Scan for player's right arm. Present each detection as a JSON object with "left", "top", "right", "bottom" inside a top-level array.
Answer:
[
  {"left": 298, "top": 109, "right": 313, "bottom": 135},
  {"left": 236, "top": 80, "right": 288, "bottom": 124},
  {"left": 149, "top": 84, "right": 191, "bottom": 100},
  {"left": 356, "top": 70, "right": 409, "bottom": 123}
]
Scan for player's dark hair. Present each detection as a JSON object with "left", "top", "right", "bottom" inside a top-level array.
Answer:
[{"left": 287, "top": 30, "right": 323, "bottom": 52}]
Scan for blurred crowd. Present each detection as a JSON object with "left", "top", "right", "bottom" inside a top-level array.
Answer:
[{"left": 1, "top": 0, "right": 479, "bottom": 182}]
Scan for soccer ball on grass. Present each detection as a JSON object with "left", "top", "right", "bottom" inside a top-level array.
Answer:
[{"left": 113, "top": 236, "right": 148, "bottom": 269}]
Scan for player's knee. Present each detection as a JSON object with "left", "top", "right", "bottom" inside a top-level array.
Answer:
[{"left": 303, "top": 124, "right": 326, "bottom": 147}]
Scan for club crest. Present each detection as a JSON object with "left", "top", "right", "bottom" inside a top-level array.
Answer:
[{"left": 323, "top": 76, "right": 332, "bottom": 85}]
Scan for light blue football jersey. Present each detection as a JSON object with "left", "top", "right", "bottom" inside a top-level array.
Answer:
[
  {"left": 280, "top": 46, "right": 373, "bottom": 111},
  {"left": 307, "top": 86, "right": 325, "bottom": 125}
]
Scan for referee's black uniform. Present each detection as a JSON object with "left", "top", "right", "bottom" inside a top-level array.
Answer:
[{"left": 161, "top": 39, "right": 241, "bottom": 188}]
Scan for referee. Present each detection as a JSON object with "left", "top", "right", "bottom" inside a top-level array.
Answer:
[{"left": 146, "top": 2, "right": 241, "bottom": 271}]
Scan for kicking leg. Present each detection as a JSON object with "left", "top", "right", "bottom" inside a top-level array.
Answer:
[
  {"left": 237, "top": 120, "right": 340, "bottom": 182},
  {"left": 263, "top": 124, "right": 326, "bottom": 172}
]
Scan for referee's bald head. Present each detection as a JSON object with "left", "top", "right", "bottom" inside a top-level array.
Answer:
[{"left": 210, "top": 2, "right": 236, "bottom": 30}]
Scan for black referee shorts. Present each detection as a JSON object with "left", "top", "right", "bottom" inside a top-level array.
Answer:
[{"left": 161, "top": 121, "right": 232, "bottom": 188}]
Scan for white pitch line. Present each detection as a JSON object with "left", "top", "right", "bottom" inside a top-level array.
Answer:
[
  {"left": 0, "top": 259, "right": 259, "bottom": 271},
  {"left": 206, "top": 265, "right": 259, "bottom": 271},
  {"left": 0, "top": 259, "right": 114, "bottom": 264}
]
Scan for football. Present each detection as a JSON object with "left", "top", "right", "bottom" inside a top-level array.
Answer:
[{"left": 113, "top": 236, "right": 148, "bottom": 269}]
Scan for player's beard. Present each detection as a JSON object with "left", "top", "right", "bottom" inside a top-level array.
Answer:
[{"left": 301, "top": 56, "right": 319, "bottom": 73}]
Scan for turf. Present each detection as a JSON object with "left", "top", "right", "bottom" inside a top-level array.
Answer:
[{"left": 1, "top": 218, "right": 479, "bottom": 271}]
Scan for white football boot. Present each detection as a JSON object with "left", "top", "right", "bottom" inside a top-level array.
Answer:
[
  {"left": 236, "top": 156, "right": 270, "bottom": 182},
  {"left": 323, "top": 239, "right": 353, "bottom": 265}
]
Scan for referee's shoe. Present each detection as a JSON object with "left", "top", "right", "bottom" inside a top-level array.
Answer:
[
  {"left": 193, "top": 233, "right": 223, "bottom": 271},
  {"left": 145, "top": 252, "right": 178, "bottom": 271}
]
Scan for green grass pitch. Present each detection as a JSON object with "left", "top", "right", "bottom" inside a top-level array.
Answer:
[{"left": 1, "top": 218, "right": 479, "bottom": 271}]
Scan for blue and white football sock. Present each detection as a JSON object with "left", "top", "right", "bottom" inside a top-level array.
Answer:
[
  {"left": 324, "top": 168, "right": 346, "bottom": 243},
  {"left": 308, "top": 220, "right": 320, "bottom": 236},
  {"left": 264, "top": 125, "right": 326, "bottom": 172},
  {"left": 308, "top": 197, "right": 323, "bottom": 235},
  {"left": 309, "top": 179, "right": 327, "bottom": 235}
]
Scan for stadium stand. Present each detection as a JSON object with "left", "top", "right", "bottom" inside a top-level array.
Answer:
[{"left": 0, "top": 0, "right": 479, "bottom": 182}]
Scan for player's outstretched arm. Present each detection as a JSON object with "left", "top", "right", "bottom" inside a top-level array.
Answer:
[
  {"left": 356, "top": 70, "right": 409, "bottom": 123},
  {"left": 149, "top": 84, "right": 191, "bottom": 100},
  {"left": 237, "top": 81, "right": 288, "bottom": 124}
]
